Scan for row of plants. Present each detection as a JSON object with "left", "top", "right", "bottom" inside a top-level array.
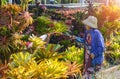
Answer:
[
  {"left": 45, "top": 9, "right": 87, "bottom": 36},
  {"left": 0, "top": 34, "right": 84, "bottom": 79}
]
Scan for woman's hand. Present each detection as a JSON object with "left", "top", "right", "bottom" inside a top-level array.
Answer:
[{"left": 90, "top": 53, "right": 95, "bottom": 59}]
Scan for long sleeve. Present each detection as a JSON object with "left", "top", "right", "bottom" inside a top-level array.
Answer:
[
  {"left": 91, "top": 30, "right": 105, "bottom": 58},
  {"left": 75, "top": 37, "right": 85, "bottom": 43}
]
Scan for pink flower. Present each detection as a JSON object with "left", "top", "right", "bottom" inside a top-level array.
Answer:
[{"left": 26, "top": 42, "right": 33, "bottom": 48}]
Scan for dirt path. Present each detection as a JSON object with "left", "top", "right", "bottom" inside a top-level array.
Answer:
[{"left": 96, "top": 65, "right": 120, "bottom": 79}]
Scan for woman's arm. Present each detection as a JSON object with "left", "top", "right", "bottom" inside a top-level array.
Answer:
[{"left": 75, "top": 36, "right": 85, "bottom": 43}]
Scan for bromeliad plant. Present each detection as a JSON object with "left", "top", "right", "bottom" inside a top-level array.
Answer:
[
  {"left": 0, "top": 4, "right": 33, "bottom": 63},
  {"left": 34, "top": 44, "right": 64, "bottom": 62},
  {"left": 28, "top": 34, "right": 46, "bottom": 49},
  {"left": 105, "top": 33, "right": 120, "bottom": 65},
  {"left": 35, "top": 16, "right": 53, "bottom": 35},
  {"left": 106, "top": 32, "right": 120, "bottom": 51},
  {"left": 0, "top": 4, "right": 21, "bottom": 29},
  {"left": 8, "top": 54, "right": 68, "bottom": 79},
  {"left": 37, "top": 59, "right": 68, "bottom": 79},
  {"left": 53, "top": 21, "right": 67, "bottom": 33},
  {"left": 0, "top": 4, "right": 33, "bottom": 33},
  {"left": 8, "top": 52, "right": 35, "bottom": 69},
  {"left": 7, "top": 52, "right": 38, "bottom": 79},
  {"left": 35, "top": 16, "right": 67, "bottom": 35},
  {"left": 65, "top": 61, "right": 83, "bottom": 78},
  {"left": 64, "top": 46, "right": 84, "bottom": 65},
  {"left": 62, "top": 46, "right": 84, "bottom": 78}
]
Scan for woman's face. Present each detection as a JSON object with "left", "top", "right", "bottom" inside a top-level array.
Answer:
[{"left": 85, "top": 25, "right": 91, "bottom": 30}]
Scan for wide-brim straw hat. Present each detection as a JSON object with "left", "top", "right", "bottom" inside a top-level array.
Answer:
[{"left": 82, "top": 16, "right": 98, "bottom": 28}]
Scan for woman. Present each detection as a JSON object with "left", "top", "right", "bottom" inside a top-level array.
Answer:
[{"left": 76, "top": 16, "right": 105, "bottom": 79}]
